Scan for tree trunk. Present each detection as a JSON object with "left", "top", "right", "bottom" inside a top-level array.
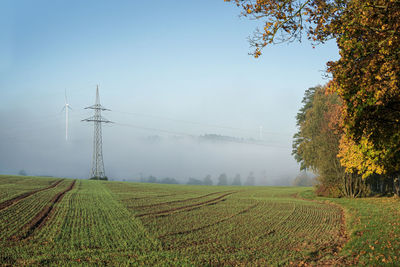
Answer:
[{"left": 394, "top": 177, "right": 400, "bottom": 197}]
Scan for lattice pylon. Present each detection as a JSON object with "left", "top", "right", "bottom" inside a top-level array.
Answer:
[{"left": 82, "top": 85, "right": 112, "bottom": 179}]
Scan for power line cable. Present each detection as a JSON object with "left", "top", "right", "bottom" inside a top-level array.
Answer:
[
  {"left": 115, "top": 122, "right": 288, "bottom": 149},
  {"left": 113, "top": 109, "right": 290, "bottom": 136}
]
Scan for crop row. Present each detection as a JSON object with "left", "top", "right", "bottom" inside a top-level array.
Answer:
[
  {"left": 137, "top": 191, "right": 236, "bottom": 217},
  {"left": 108, "top": 183, "right": 344, "bottom": 265},
  {"left": 135, "top": 190, "right": 227, "bottom": 209},
  {"left": 0, "top": 175, "right": 59, "bottom": 203},
  {"left": 1, "top": 180, "right": 164, "bottom": 266},
  {"left": 23, "top": 180, "right": 160, "bottom": 252},
  {"left": 0, "top": 180, "right": 346, "bottom": 266},
  {"left": 16, "top": 179, "right": 76, "bottom": 240},
  {"left": 0, "top": 179, "right": 63, "bottom": 211},
  {"left": 0, "top": 179, "right": 72, "bottom": 241},
  {"left": 161, "top": 201, "right": 341, "bottom": 265},
  {"left": 107, "top": 182, "right": 224, "bottom": 209}
]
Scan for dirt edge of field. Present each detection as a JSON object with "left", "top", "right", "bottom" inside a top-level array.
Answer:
[{"left": 0, "top": 179, "right": 64, "bottom": 211}]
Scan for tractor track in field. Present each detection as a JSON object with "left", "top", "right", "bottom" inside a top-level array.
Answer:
[
  {"left": 153, "top": 197, "right": 229, "bottom": 218},
  {"left": 0, "top": 179, "right": 64, "bottom": 211},
  {"left": 13, "top": 180, "right": 76, "bottom": 241},
  {"left": 159, "top": 203, "right": 258, "bottom": 240},
  {"left": 137, "top": 192, "right": 236, "bottom": 217},
  {"left": 135, "top": 191, "right": 230, "bottom": 209},
  {"left": 124, "top": 193, "right": 178, "bottom": 201}
]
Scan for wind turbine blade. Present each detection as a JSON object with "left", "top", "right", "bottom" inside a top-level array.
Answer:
[{"left": 65, "top": 88, "right": 68, "bottom": 103}]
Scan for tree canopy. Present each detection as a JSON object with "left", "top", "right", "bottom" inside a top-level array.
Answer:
[
  {"left": 218, "top": 173, "right": 229, "bottom": 185},
  {"left": 293, "top": 83, "right": 368, "bottom": 197},
  {"left": 228, "top": 0, "right": 400, "bottom": 182},
  {"left": 232, "top": 174, "right": 242, "bottom": 185}
]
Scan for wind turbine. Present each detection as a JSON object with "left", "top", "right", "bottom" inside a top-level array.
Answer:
[{"left": 62, "top": 89, "right": 72, "bottom": 141}]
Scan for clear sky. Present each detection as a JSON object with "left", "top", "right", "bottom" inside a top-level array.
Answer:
[{"left": 0, "top": 0, "right": 339, "bottom": 182}]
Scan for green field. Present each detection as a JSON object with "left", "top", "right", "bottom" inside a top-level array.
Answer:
[{"left": 1, "top": 175, "right": 399, "bottom": 266}]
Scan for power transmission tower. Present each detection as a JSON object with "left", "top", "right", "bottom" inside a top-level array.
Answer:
[{"left": 82, "top": 85, "right": 112, "bottom": 180}]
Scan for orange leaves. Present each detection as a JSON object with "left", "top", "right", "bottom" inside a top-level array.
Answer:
[
  {"left": 326, "top": 1, "right": 400, "bottom": 178},
  {"left": 338, "top": 135, "right": 386, "bottom": 178},
  {"left": 226, "top": 0, "right": 337, "bottom": 57},
  {"left": 228, "top": 0, "right": 400, "bottom": 178}
]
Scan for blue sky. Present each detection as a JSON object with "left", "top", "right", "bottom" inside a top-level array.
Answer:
[{"left": 0, "top": 0, "right": 339, "bottom": 180}]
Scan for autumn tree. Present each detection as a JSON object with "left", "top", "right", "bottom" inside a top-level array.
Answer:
[
  {"left": 330, "top": 2, "right": 400, "bottom": 195},
  {"left": 225, "top": 0, "right": 345, "bottom": 57},
  {"left": 293, "top": 84, "right": 368, "bottom": 197},
  {"left": 227, "top": 0, "right": 400, "bottom": 194}
]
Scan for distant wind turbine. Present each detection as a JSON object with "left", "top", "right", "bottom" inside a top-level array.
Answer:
[{"left": 62, "top": 89, "right": 72, "bottom": 141}]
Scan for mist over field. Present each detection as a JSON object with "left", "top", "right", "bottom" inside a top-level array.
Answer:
[
  {"left": 0, "top": 0, "right": 336, "bottom": 185},
  {"left": 0, "top": 110, "right": 298, "bottom": 185}
]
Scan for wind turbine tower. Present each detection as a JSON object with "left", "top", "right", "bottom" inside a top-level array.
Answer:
[
  {"left": 63, "top": 89, "right": 72, "bottom": 141},
  {"left": 82, "top": 85, "right": 113, "bottom": 180}
]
